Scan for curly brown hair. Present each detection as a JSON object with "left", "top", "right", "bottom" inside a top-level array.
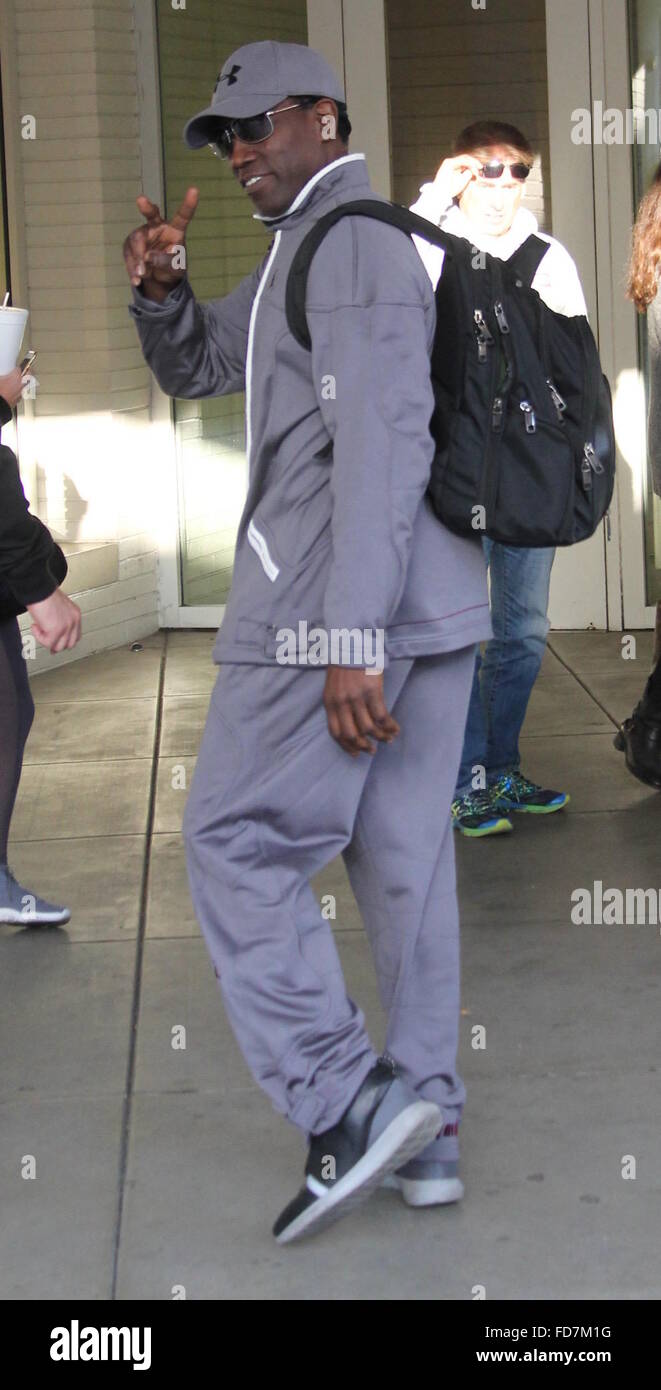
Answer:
[{"left": 626, "top": 161, "right": 661, "bottom": 313}]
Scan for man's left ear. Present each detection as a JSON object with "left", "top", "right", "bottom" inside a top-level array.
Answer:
[{"left": 319, "top": 104, "right": 337, "bottom": 141}]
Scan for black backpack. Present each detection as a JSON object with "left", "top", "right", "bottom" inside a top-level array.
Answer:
[{"left": 285, "top": 199, "right": 616, "bottom": 548}]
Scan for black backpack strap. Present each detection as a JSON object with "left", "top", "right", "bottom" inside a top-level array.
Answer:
[
  {"left": 505, "top": 234, "right": 550, "bottom": 288},
  {"left": 285, "top": 199, "right": 456, "bottom": 349}
]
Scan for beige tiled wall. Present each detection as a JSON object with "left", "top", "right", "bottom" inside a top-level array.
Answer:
[{"left": 3, "top": 0, "right": 160, "bottom": 668}]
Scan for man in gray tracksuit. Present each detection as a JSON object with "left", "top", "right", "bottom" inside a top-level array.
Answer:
[{"left": 125, "top": 40, "right": 491, "bottom": 1243}]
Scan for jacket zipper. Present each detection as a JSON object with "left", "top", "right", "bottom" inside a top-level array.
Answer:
[{"left": 245, "top": 231, "right": 281, "bottom": 470}]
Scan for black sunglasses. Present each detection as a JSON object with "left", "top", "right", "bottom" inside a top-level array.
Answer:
[
  {"left": 478, "top": 160, "right": 532, "bottom": 182},
  {"left": 209, "top": 103, "right": 304, "bottom": 159}
]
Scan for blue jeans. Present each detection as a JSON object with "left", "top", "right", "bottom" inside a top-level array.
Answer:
[{"left": 456, "top": 539, "right": 555, "bottom": 795}]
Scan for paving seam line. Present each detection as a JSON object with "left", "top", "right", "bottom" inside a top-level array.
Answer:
[{"left": 110, "top": 632, "right": 169, "bottom": 1300}]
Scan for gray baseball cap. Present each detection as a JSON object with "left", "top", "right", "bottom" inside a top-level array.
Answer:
[{"left": 183, "top": 40, "right": 346, "bottom": 149}]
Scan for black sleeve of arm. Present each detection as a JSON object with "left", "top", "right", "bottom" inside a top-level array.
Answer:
[{"left": 0, "top": 443, "right": 66, "bottom": 606}]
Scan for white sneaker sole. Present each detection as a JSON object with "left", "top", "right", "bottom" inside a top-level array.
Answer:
[
  {"left": 275, "top": 1100, "right": 442, "bottom": 1245},
  {"left": 0, "top": 907, "right": 70, "bottom": 925},
  {"left": 383, "top": 1173, "right": 465, "bottom": 1207}
]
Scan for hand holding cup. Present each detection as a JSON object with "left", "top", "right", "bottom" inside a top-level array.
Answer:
[{"left": 0, "top": 367, "right": 27, "bottom": 410}]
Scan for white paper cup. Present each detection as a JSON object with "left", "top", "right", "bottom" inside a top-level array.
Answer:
[{"left": 0, "top": 306, "right": 29, "bottom": 373}]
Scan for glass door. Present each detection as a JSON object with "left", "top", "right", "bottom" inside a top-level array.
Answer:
[
  {"left": 0, "top": 69, "right": 8, "bottom": 306},
  {"left": 155, "top": 0, "right": 308, "bottom": 611}
]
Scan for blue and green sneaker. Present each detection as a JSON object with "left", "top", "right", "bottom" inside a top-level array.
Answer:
[
  {"left": 451, "top": 789, "right": 513, "bottom": 837},
  {"left": 491, "top": 771, "right": 569, "bottom": 815}
]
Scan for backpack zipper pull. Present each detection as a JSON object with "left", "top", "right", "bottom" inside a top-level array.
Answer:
[
  {"left": 583, "top": 441, "right": 604, "bottom": 476},
  {"left": 546, "top": 378, "right": 567, "bottom": 421},
  {"left": 474, "top": 309, "right": 493, "bottom": 340},
  {"left": 493, "top": 301, "right": 510, "bottom": 334},
  {"left": 519, "top": 400, "right": 537, "bottom": 433},
  {"left": 474, "top": 309, "right": 494, "bottom": 362},
  {"left": 491, "top": 395, "right": 504, "bottom": 431}
]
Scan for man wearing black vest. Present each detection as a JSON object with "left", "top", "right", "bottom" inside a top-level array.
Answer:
[{"left": 412, "top": 121, "right": 588, "bottom": 838}]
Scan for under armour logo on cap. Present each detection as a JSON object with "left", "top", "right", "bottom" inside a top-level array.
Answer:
[{"left": 216, "top": 63, "right": 242, "bottom": 88}]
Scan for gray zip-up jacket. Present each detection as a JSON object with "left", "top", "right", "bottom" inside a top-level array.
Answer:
[{"left": 129, "top": 154, "right": 490, "bottom": 665}]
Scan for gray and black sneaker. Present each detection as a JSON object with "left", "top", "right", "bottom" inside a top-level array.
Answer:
[
  {"left": 272, "top": 1057, "right": 442, "bottom": 1245},
  {"left": 0, "top": 866, "right": 70, "bottom": 926}
]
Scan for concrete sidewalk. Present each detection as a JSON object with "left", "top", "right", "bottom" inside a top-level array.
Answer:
[{"left": 2, "top": 630, "right": 660, "bottom": 1300}]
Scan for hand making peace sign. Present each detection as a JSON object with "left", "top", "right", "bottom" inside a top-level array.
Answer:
[{"left": 123, "top": 187, "right": 200, "bottom": 303}]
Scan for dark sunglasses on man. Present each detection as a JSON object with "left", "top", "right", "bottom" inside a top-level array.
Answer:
[
  {"left": 209, "top": 103, "right": 305, "bottom": 158},
  {"left": 477, "top": 159, "right": 532, "bottom": 182}
]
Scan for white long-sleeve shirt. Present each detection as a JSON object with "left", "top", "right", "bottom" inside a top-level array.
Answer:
[{"left": 410, "top": 181, "right": 588, "bottom": 318}]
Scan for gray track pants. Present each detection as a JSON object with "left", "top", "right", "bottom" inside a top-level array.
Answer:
[{"left": 183, "top": 646, "right": 476, "bottom": 1147}]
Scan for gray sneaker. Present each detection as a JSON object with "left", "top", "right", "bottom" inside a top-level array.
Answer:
[
  {"left": 0, "top": 866, "right": 70, "bottom": 925},
  {"left": 272, "top": 1058, "right": 442, "bottom": 1244}
]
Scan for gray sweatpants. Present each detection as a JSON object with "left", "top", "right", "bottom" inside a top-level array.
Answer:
[{"left": 183, "top": 646, "right": 476, "bottom": 1150}]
